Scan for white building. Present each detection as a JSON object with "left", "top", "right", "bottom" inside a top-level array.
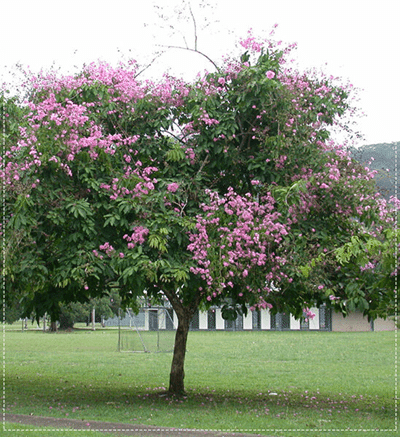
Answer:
[
  {"left": 108, "top": 306, "right": 396, "bottom": 332},
  {"left": 180, "top": 306, "right": 396, "bottom": 332}
]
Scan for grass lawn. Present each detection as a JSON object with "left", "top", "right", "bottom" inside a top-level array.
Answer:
[{"left": 3, "top": 327, "right": 397, "bottom": 436}]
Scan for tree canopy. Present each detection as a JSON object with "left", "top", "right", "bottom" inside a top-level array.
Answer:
[{"left": 2, "top": 29, "right": 398, "bottom": 394}]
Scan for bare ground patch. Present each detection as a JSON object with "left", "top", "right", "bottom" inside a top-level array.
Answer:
[{"left": 4, "top": 414, "right": 267, "bottom": 437}]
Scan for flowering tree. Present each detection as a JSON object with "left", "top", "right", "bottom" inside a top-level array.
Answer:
[{"left": 2, "top": 30, "right": 397, "bottom": 394}]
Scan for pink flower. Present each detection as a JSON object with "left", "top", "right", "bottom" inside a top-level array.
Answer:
[
  {"left": 119, "top": 253, "right": 125, "bottom": 258},
  {"left": 320, "top": 183, "right": 329, "bottom": 189},
  {"left": 167, "top": 182, "right": 179, "bottom": 193},
  {"left": 218, "top": 77, "right": 226, "bottom": 86},
  {"left": 124, "top": 227, "right": 149, "bottom": 248},
  {"left": 266, "top": 71, "right": 275, "bottom": 79},
  {"left": 304, "top": 308, "right": 316, "bottom": 320}
]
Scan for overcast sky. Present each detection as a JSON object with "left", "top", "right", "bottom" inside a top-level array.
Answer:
[{"left": 1, "top": 0, "right": 399, "bottom": 146}]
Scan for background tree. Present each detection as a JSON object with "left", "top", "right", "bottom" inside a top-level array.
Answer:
[
  {"left": 2, "top": 30, "right": 397, "bottom": 394},
  {"left": 58, "top": 290, "right": 121, "bottom": 330}
]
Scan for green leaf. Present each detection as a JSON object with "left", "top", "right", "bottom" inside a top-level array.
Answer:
[
  {"left": 165, "top": 145, "right": 185, "bottom": 162},
  {"left": 221, "top": 306, "right": 237, "bottom": 321}
]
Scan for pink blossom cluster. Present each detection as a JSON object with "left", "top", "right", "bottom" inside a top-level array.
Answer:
[
  {"left": 249, "top": 299, "right": 273, "bottom": 312},
  {"left": 188, "top": 188, "right": 289, "bottom": 303},
  {"left": 1, "top": 60, "right": 198, "bottom": 189},
  {"left": 285, "top": 145, "right": 395, "bottom": 228},
  {"left": 99, "top": 242, "right": 115, "bottom": 256},
  {"left": 167, "top": 182, "right": 179, "bottom": 193},
  {"left": 198, "top": 110, "right": 220, "bottom": 127},
  {"left": 239, "top": 29, "right": 264, "bottom": 53},
  {"left": 277, "top": 71, "right": 353, "bottom": 139},
  {"left": 329, "top": 295, "right": 341, "bottom": 302},
  {"left": 184, "top": 147, "right": 196, "bottom": 164},
  {"left": 360, "top": 262, "right": 375, "bottom": 271},
  {"left": 93, "top": 242, "right": 115, "bottom": 258},
  {"left": 304, "top": 307, "right": 316, "bottom": 321},
  {"left": 100, "top": 162, "right": 159, "bottom": 201},
  {"left": 123, "top": 226, "right": 149, "bottom": 249},
  {"left": 28, "top": 60, "right": 145, "bottom": 103},
  {"left": 238, "top": 26, "right": 295, "bottom": 62},
  {"left": 388, "top": 195, "right": 400, "bottom": 211},
  {"left": 275, "top": 155, "right": 287, "bottom": 170}
]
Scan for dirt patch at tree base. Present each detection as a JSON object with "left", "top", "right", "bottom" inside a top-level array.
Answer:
[{"left": 4, "top": 414, "right": 267, "bottom": 437}]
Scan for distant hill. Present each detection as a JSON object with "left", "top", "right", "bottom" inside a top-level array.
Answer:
[{"left": 347, "top": 141, "right": 399, "bottom": 200}]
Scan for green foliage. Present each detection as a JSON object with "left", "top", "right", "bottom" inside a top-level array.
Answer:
[
  {"left": 332, "top": 226, "right": 399, "bottom": 320},
  {"left": 4, "top": 303, "right": 24, "bottom": 324},
  {"left": 54, "top": 290, "right": 122, "bottom": 329}
]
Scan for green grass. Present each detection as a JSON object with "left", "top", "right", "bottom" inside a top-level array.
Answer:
[{"left": 3, "top": 328, "right": 398, "bottom": 436}]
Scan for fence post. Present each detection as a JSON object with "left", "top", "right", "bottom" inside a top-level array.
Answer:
[
  {"left": 92, "top": 308, "right": 95, "bottom": 331},
  {"left": 118, "top": 308, "right": 121, "bottom": 352}
]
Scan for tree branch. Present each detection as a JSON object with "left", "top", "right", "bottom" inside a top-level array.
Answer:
[
  {"left": 157, "top": 44, "right": 220, "bottom": 73},
  {"left": 134, "top": 51, "right": 166, "bottom": 79},
  {"left": 162, "top": 127, "right": 188, "bottom": 146},
  {"left": 188, "top": 3, "right": 198, "bottom": 51},
  {"left": 162, "top": 287, "right": 184, "bottom": 318},
  {"left": 196, "top": 153, "right": 210, "bottom": 178}
]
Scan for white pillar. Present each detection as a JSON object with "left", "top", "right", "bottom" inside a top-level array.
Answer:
[
  {"left": 309, "top": 307, "right": 320, "bottom": 330},
  {"left": 145, "top": 309, "right": 149, "bottom": 331},
  {"left": 215, "top": 309, "right": 225, "bottom": 330},
  {"left": 243, "top": 310, "right": 253, "bottom": 330},
  {"left": 261, "top": 309, "right": 270, "bottom": 330},
  {"left": 199, "top": 311, "right": 208, "bottom": 330},
  {"left": 290, "top": 315, "right": 300, "bottom": 330},
  {"left": 158, "top": 309, "right": 166, "bottom": 330}
]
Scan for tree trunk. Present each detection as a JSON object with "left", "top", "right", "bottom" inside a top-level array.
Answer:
[
  {"left": 49, "top": 313, "right": 58, "bottom": 332},
  {"left": 162, "top": 286, "right": 202, "bottom": 396},
  {"left": 168, "top": 314, "right": 190, "bottom": 395}
]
